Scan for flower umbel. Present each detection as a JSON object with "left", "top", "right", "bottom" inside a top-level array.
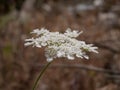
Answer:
[{"left": 25, "top": 28, "right": 98, "bottom": 62}]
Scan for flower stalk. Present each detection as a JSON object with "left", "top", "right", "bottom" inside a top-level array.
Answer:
[{"left": 32, "top": 61, "right": 52, "bottom": 90}]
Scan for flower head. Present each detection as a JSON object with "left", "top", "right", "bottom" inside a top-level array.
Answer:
[{"left": 25, "top": 28, "right": 98, "bottom": 62}]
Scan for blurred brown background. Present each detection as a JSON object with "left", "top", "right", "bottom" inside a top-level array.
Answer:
[{"left": 0, "top": 0, "right": 120, "bottom": 90}]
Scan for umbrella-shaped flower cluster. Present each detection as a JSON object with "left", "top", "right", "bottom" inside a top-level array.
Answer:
[{"left": 25, "top": 28, "right": 98, "bottom": 62}]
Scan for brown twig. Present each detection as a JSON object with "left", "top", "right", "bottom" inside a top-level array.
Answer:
[
  {"left": 94, "top": 42, "right": 120, "bottom": 53},
  {"left": 33, "top": 63, "right": 120, "bottom": 75}
]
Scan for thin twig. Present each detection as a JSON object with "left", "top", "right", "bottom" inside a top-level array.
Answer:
[
  {"left": 94, "top": 42, "right": 120, "bottom": 53},
  {"left": 33, "top": 64, "right": 120, "bottom": 75}
]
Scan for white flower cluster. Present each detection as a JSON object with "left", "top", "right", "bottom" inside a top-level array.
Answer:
[{"left": 25, "top": 28, "right": 98, "bottom": 62}]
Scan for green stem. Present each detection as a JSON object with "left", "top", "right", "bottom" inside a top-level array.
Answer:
[{"left": 32, "top": 61, "right": 52, "bottom": 90}]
